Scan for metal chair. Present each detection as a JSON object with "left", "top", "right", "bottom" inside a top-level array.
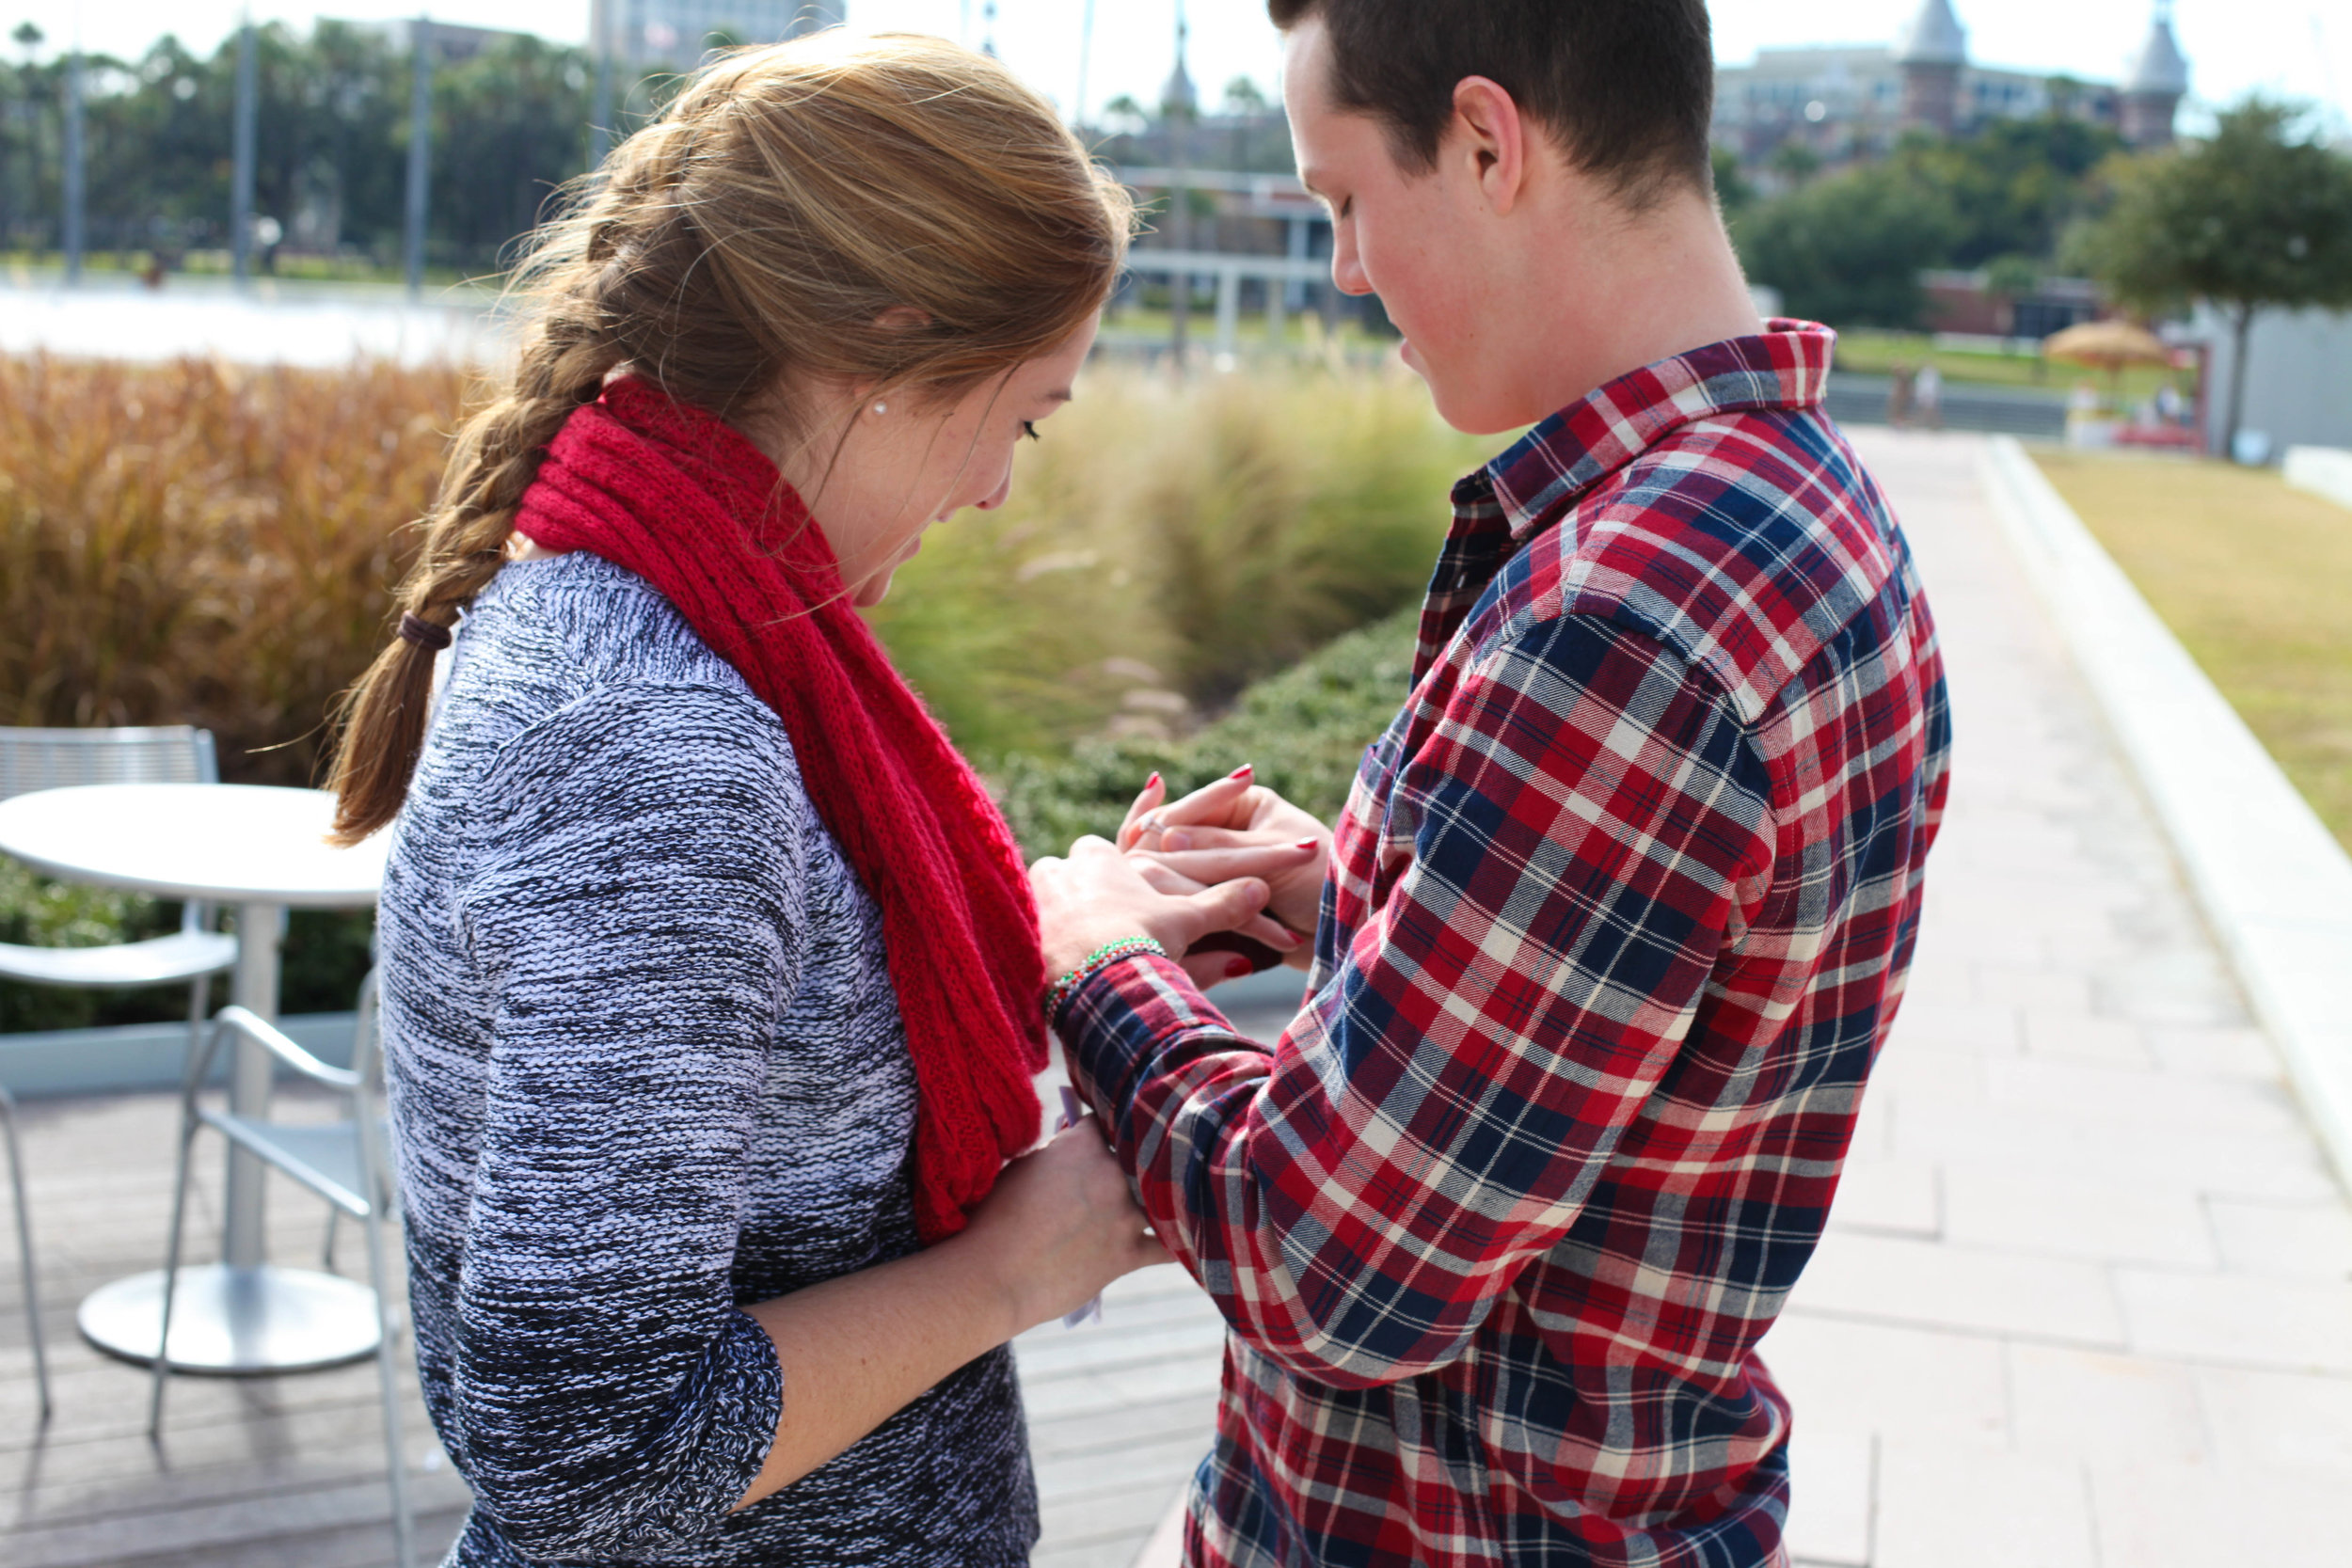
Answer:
[
  {"left": 0, "top": 725, "right": 240, "bottom": 1029},
  {"left": 0, "top": 1080, "right": 49, "bottom": 1422},
  {"left": 0, "top": 725, "right": 240, "bottom": 1426},
  {"left": 151, "top": 971, "right": 413, "bottom": 1568}
]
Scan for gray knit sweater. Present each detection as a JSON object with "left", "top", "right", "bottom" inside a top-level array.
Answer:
[{"left": 376, "top": 552, "right": 1037, "bottom": 1567}]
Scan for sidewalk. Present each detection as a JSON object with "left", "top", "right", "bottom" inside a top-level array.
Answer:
[{"left": 1758, "top": 430, "right": 2352, "bottom": 1566}]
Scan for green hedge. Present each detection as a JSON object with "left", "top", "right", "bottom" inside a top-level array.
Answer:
[
  {"left": 3, "top": 610, "right": 1423, "bottom": 1032},
  {"left": 0, "top": 853, "right": 373, "bottom": 1034},
  {"left": 994, "top": 606, "right": 1420, "bottom": 860}
]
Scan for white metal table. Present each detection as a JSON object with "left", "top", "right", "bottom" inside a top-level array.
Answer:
[{"left": 0, "top": 783, "right": 389, "bottom": 1373}]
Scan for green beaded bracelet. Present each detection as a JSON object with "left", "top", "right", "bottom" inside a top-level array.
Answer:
[{"left": 1045, "top": 936, "right": 1167, "bottom": 1020}]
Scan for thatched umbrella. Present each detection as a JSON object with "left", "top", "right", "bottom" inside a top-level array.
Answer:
[
  {"left": 2044, "top": 320, "right": 2176, "bottom": 406},
  {"left": 2043, "top": 319, "right": 2172, "bottom": 372}
]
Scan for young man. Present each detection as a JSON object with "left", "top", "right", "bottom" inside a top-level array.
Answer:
[{"left": 1030, "top": 3, "right": 1952, "bottom": 1563}]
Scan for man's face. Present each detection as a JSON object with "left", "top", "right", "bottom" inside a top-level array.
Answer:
[{"left": 1282, "top": 18, "right": 1515, "bottom": 435}]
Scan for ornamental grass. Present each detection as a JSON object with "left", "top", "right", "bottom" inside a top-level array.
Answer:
[
  {"left": 1, "top": 351, "right": 1486, "bottom": 1026},
  {"left": 0, "top": 353, "right": 460, "bottom": 786}
]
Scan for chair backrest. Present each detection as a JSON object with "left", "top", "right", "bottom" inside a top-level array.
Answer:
[
  {"left": 2, "top": 727, "right": 223, "bottom": 935},
  {"left": 348, "top": 969, "right": 398, "bottom": 1210},
  {"left": 350, "top": 968, "right": 384, "bottom": 1092},
  {"left": 0, "top": 726, "right": 219, "bottom": 802}
]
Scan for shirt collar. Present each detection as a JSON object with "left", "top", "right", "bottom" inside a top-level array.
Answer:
[{"left": 1458, "top": 320, "right": 1836, "bottom": 544}]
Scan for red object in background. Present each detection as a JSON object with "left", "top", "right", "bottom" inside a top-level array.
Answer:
[{"left": 2113, "top": 425, "right": 2200, "bottom": 451}]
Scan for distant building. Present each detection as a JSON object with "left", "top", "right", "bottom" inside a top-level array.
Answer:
[
  {"left": 342, "top": 18, "right": 536, "bottom": 62},
  {"left": 589, "top": 0, "right": 842, "bottom": 71},
  {"left": 1714, "top": 2, "right": 2189, "bottom": 172}
]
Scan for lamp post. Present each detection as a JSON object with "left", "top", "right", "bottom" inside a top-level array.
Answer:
[
  {"left": 1165, "top": 0, "right": 1195, "bottom": 371},
  {"left": 591, "top": 0, "right": 615, "bottom": 166},
  {"left": 230, "top": 15, "right": 257, "bottom": 286},
  {"left": 60, "top": 37, "right": 83, "bottom": 285},
  {"left": 403, "top": 16, "right": 432, "bottom": 299},
  {"left": 230, "top": 16, "right": 258, "bottom": 285}
]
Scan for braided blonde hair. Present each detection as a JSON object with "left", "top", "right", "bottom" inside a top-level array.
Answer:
[{"left": 328, "top": 31, "right": 1132, "bottom": 844}]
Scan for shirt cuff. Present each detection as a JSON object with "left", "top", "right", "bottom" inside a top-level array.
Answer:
[{"left": 1055, "top": 952, "right": 1267, "bottom": 1128}]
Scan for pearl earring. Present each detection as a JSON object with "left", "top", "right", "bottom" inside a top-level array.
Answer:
[{"left": 872, "top": 402, "right": 888, "bottom": 416}]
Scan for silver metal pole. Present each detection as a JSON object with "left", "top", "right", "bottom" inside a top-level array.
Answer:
[
  {"left": 591, "top": 1, "right": 614, "bottom": 166},
  {"left": 230, "top": 18, "right": 257, "bottom": 286},
  {"left": 403, "top": 16, "right": 431, "bottom": 299},
  {"left": 220, "top": 902, "right": 282, "bottom": 1271},
  {"left": 60, "top": 47, "right": 82, "bottom": 285}
]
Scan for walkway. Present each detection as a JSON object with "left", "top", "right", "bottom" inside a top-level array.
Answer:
[
  {"left": 1, "top": 430, "right": 2345, "bottom": 1567},
  {"left": 1761, "top": 430, "right": 2352, "bottom": 1565}
]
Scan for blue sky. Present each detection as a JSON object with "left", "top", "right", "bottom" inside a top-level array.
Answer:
[{"left": 10, "top": 1, "right": 2347, "bottom": 134}]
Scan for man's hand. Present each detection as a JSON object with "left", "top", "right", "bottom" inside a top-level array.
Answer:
[
  {"left": 1120, "top": 767, "right": 1335, "bottom": 961},
  {"left": 1032, "top": 836, "right": 1307, "bottom": 990}
]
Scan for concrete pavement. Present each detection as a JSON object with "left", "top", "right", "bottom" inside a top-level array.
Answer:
[{"left": 1761, "top": 430, "right": 2352, "bottom": 1567}]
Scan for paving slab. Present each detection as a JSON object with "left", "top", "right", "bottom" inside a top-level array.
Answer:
[{"left": 1768, "top": 430, "right": 2352, "bottom": 1564}]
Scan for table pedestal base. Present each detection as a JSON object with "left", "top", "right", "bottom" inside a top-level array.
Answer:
[{"left": 79, "top": 1264, "right": 382, "bottom": 1374}]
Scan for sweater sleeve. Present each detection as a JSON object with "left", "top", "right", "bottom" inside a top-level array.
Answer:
[{"left": 443, "top": 678, "right": 803, "bottom": 1560}]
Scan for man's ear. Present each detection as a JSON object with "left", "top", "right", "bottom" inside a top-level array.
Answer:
[{"left": 1450, "top": 76, "right": 1527, "bottom": 216}]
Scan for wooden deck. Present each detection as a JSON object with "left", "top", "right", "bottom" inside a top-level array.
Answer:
[{"left": 0, "top": 1081, "right": 1230, "bottom": 1568}]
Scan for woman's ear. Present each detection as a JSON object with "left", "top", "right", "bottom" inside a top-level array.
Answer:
[{"left": 874, "top": 306, "right": 932, "bottom": 333}]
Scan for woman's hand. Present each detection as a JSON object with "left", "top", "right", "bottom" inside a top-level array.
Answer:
[
  {"left": 1120, "top": 768, "right": 1335, "bottom": 958},
  {"left": 957, "top": 1118, "right": 1168, "bottom": 1334},
  {"left": 734, "top": 1118, "right": 1165, "bottom": 1505},
  {"left": 1031, "top": 835, "right": 1298, "bottom": 980}
]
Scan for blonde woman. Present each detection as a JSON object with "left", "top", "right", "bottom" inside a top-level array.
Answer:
[{"left": 327, "top": 35, "right": 1279, "bottom": 1566}]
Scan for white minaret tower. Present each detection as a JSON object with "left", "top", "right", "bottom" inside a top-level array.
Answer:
[
  {"left": 1895, "top": 0, "right": 1968, "bottom": 136},
  {"left": 2120, "top": 1, "right": 2190, "bottom": 148}
]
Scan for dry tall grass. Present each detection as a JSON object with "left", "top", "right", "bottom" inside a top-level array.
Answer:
[
  {"left": 1, "top": 354, "right": 1489, "bottom": 781},
  {"left": 868, "top": 363, "right": 1491, "bottom": 756},
  {"left": 1, "top": 354, "right": 462, "bottom": 784}
]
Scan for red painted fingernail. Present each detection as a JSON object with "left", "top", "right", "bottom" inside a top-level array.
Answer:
[
  {"left": 1294, "top": 837, "right": 1319, "bottom": 850},
  {"left": 1229, "top": 764, "right": 1252, "bottom": 779},
  {"left": 1146, "top": 772, "right": 1162, "bottom": 789},
  {"left": 1225, "top": 957, "right": 1252, "bottom": 978}
]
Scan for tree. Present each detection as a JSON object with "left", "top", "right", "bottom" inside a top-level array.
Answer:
[
  {"left": 1733, "top": 161, "right": 1963, "bottom": 329},
  {"left": 1897, "top": 114, "right": 2122, "bottom": 267},
  {"left": 2074, "top": 97, "right": 2352, "bottom": 459},
  {"left": 430, "top": 38, "right": 595, "bottom": 265},
  {"left": 1710, "top": 145, "right": 1754, "bottom": 219}
]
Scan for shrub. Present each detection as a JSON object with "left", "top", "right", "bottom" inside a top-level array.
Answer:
[
  {"left": 1733, "top": 162, "right": 1963, "bottom": 329},
  {"left": 869, "top": 365, "right": 1485, "bottom": 752},
  {"left": 0, "top": 858, "right": 371, "bottom": 1032},
  {"left": 0, "top": 353, "right": 459, "bottom": 785},
  {"left": 2, "top": 355, "right": 1484, "bottom": 1028},
  {"left": 995, "top": 606, "right": 1419, "bottom": 859}
]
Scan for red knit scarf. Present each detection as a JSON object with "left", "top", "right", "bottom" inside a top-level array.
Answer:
[{"left": 513, "top": 376, "right": 1045, "bottom": 1242}]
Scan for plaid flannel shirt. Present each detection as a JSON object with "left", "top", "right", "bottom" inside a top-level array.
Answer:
[{"left": 1057, "top": 324, "right": 1951, "bottom": 1568}]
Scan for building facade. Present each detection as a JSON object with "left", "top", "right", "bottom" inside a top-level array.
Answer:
[
  {"left": 589, "top": 0, "right": 842, "bottom": 70},
  {"left": 1714, "top": 2, "right": 2189, "bottom": 170}
]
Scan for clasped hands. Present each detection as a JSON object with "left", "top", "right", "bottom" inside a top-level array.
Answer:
[{"left": 1029, "top": 765, "right": 1333, "bottom": 993}]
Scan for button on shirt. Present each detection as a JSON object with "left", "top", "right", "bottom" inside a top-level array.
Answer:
[{"left": 1057, "top": 324, "right": 1952, "bottom": 1568}]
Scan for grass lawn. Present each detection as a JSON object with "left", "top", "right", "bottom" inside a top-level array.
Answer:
[
  {"left": 1836, "top": 329, "right": 2180, "bottom": 403},
  {"left": 2034, "top": 449, "right": 2352, "bottom": 851}
]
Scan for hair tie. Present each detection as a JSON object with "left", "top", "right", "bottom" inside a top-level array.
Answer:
[{"left": 398, "top": 611, "right": 453, "bottom": 651}]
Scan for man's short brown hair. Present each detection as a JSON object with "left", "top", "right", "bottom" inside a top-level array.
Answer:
[{"left": 1270, "top": 0, "right": 1716, "bottom": 211}]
